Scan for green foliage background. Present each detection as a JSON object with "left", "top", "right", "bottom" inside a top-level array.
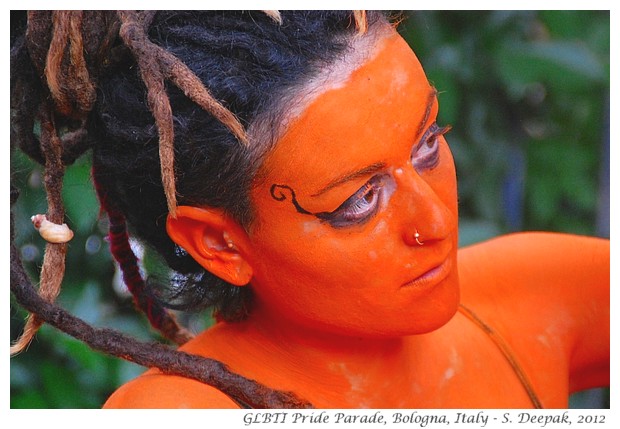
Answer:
[{"left": 10, "top": 11, "right": 610, "bottom": 408}]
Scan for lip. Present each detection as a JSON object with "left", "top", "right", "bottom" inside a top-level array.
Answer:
[{"left": 401, "top": 256, "right": 452, "bottom": 290}]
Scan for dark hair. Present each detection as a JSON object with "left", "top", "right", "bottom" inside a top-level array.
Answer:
[
  {"left": 10, "top": 10, "right": 390, "bottom": 406},
  {"left": 14, "top": 11, "right": 388, "bottom": 325}
]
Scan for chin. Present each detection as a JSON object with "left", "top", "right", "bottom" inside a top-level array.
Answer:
[
  {"left": 395, "top": 270, "right": 461, "bottom": 336},
  {"left": 340, "top": 291, "right": 460, "bottom": 339}
]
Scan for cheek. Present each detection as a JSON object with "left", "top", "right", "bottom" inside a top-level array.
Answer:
[
  {"left": 249, "top": 217, "right": 395, "bottom": 289},
  {"left": 246, "top": 214, "right": 405, "bottom": 320}
]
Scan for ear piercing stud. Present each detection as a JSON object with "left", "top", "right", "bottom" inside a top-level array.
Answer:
[{"left": 223, "top": 231, "right": 235, "bottom": 249}]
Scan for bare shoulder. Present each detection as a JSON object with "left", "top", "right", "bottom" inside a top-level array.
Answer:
[
  {"left": 457, "top": 232, "right": 609, "bottom": 394},
  {"left": 103, "top": 370, "right": 241, "bottom": 409},
  {"left": 458, "top": 231, "right": 609, "bottom": 303}
]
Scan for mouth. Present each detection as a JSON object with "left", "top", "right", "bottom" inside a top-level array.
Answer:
[{"left": 401, "top": 256, "right": 452, "bottom": 290}]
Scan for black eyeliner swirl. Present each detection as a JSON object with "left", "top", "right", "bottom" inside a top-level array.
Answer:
[
  {"left": 270, "top": 184, "right": 313, "bottom": 215},
  {"left": 269, "top": 182, "right": 378, "bottom": 226}
]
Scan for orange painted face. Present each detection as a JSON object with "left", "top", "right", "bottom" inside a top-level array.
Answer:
[{"left": 246, "top": 32, "right": 459, "bottom": 338}]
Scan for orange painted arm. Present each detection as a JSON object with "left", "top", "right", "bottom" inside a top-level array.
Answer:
[
  {"left": 553, "top": 234, "right": 610, "bottom": 392},
  {"left": 525, "top": 232, "right": 609, "bottom": 392},
  {"left": 460, "top": 232, "right": 609, "bottom": 394}
]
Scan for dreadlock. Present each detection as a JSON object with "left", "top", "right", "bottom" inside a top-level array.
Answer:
[{"left": 10, "top": 10, "right": 387, "bottom": 407}]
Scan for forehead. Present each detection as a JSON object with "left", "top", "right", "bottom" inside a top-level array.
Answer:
[{"left": 258, "top": 32, "right": 433, "bottom": 195}]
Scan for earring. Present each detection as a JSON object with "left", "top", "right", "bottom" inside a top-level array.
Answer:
[
  {"left": 414, "top": 230, "right": 424, "bottom": 246},
  {"left": 223, "top": 231, "right": 235, "bottom": 249}
]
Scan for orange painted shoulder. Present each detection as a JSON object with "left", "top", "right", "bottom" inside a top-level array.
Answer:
[
  {"left": 458, "top": 231, "right": 609, "bottom": 303},
  {"left": 457, "top": 231, "right": 609, "bottom": 395},
  {"left": 103, "top": 371, "right": 241, "bottom": 409}
]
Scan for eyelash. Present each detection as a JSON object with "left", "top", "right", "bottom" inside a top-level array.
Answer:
[
  {"left": 319, "top": 122, "right": 451, "bottom": 228},
  {"left": 412, "top": 122, "right": 451, "bottom": 171},
  {"left": 317, "top": 175, "right": 385, "bottom": 228}
]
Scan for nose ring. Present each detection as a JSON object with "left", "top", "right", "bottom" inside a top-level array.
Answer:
[{"left": 415, "top": 230, "right": 424, "bottom": 246}]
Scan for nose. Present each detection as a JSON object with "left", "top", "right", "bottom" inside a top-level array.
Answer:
[{"left": 392, "top": 166, "right": 456, "bottom": 247}]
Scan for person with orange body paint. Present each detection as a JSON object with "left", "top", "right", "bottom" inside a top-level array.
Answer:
[
  {"left": 100, "top": 13, "right": 609, "bottom": 409},
  {"left": 10, "top": 11, "right": 607, "bottom": 409}
]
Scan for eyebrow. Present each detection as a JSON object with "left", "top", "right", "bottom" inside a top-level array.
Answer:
[
  {"left": 311, "top": 88, "right": 438, "bottom": 198},
  {"left": 311, "top": 162, "right": 386, "bottom": 197},
  {"left": 416, "top": 87, "right": 438, "bottom": 139}
]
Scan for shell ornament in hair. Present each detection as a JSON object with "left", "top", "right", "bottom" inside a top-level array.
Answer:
[{"left": 31, "top": 214, "right": 74, "bottom": 243}]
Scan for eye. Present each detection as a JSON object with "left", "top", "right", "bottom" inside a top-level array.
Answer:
[
  {"left": 412, "top": 123, "right": 451, "bottom": 171},
  {"left": 316, "top": 175, "right": 384, "bottom": 228}
]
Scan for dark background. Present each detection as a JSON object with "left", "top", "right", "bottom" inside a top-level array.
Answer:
[{"left": 10, "top": 10, "right": 610, "bottom": 408}]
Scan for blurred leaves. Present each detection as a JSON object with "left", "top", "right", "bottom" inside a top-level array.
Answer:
[
  {"left": 400, "top": 10, "right": 609, "bottom": 243},
  {"left": 62, "top": 160, "right": 100, "bottom": 235},
  {"left": 10, "top": 151, "right": 159, "bottom": 408},
  {"left": 496, "top": 40, "right": 606, "bottom": 93}
]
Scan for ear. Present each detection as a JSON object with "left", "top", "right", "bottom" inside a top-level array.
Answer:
[{"left": 166, "top": 206, "right": 253, "bottom": 286}]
